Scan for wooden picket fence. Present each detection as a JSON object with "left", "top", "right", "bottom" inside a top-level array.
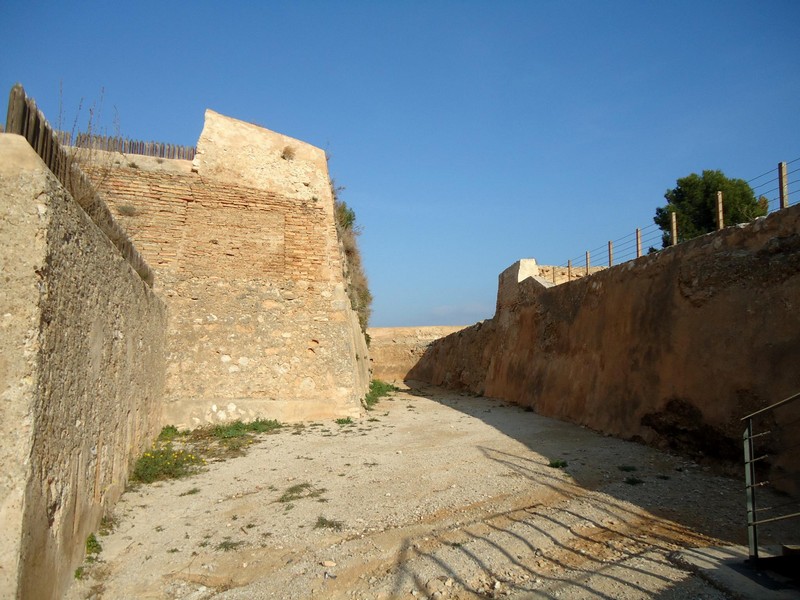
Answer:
[
  {"left": 4, "top": 84, "right": 154, "bottom": 286},
  {"left": 57, "top": 131, "right": 196, "bottom": 160}
]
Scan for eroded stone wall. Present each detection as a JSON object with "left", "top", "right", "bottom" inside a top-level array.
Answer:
[
  {"left": 367, "top": 326, "right": 466, "bottom": 383},
  {"left": 0, "top": 134, "right": 166, "bottom": 599},
  {"left": 410, "top": 207, "right": 800, "bottom": 490},
  {"left": 84, "top": 112, "right": 369, "bottom": 426}
]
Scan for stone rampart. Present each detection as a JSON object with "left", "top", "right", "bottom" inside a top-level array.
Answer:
[
  {"left": 410, "top": 207, "right": 800, "bottom": 491},
  {"left": 367, "top": 326, "right": 466, "bottom": 383},
  {"left": 0, "top": 134, "right": 167, "bottom": 599},
  {"left": 83, "top": 111, "right": 369, "bottom": 426}
]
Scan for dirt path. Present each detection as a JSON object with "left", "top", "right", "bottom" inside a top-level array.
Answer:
[{"left": 67, "top": 385, "right": 783, "bottom": 599}]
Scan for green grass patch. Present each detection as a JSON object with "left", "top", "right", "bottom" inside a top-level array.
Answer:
[
  {"left": 212, "top": 418, "right": 280, "bottom": 439},
  {"left": 548, "top": 459, "right": 568, "bottom": 469},
  {"left": 363, "top": 379, "right": 399, "bottom": 410},
  {"left": 133, "top": 419, "right": 285, "bottom": 484},
  {"left": 85, "top": 533, "right": 102, "bottom": 562},
  {"left": 335, "top": 417, "right": 354, "bottom": 426},
  {"left": 179, "top": 487, "right": 201, "bottom": 497},
  {"left": 131, "top": 443, "right": 205, "bottom": 483}
]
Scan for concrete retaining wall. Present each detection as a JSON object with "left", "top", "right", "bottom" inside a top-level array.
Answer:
[
  {"left": 410, "top": 206, "right": 800, "bottom": 491},
  {"left": 0, "top": 134, "right": 167, "bottom": 599}
]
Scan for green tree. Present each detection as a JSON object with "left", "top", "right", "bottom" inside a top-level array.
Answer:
[{"left": 654, "top": 170, "right": 768, "bottom": 248}]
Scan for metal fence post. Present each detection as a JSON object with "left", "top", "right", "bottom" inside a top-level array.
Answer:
[
  {"left": 670, "top": 212, "right": 677, "bottom": 246},
  {"left": 779, "top": 162, "right": 789, "bottom": 209},
  {"left": 636, "top": 228, "right": 642, "bottom": 258},
  {"left": 743, "top": 419, "right": 759, "bottom": 562}
]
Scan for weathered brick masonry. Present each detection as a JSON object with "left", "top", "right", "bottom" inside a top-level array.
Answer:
[{"left": 83, "top": 111, "right": 369, "bottom": 426}]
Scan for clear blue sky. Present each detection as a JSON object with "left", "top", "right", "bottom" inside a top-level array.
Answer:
[{"left": 3, "top": 1, "right": 799, "bottom": 327}]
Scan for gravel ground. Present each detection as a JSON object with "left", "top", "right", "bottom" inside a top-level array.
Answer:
[{"left": 66, "top": 385, "right": 793, "bottom": 600}]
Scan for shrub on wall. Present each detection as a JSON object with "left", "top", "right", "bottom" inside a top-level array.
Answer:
[{"left": 331, "top": 179, "right": 372, "bottom": 332}]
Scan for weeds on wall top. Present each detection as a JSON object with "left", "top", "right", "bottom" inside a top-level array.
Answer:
[{"left": 329, "top": 168, "right": 372, "bottom": 333}]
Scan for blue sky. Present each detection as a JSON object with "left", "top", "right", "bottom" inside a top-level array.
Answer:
[{"left": 3, "top": 1, "right": 799, "bottom": 326}]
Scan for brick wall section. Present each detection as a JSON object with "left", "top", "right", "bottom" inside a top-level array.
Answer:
[
  {"left": 410, "top": 207, "right": 800, "bottom": 493},
  {"left": 83, "top": 129, "right": 368, "bottom": 426},
  {"left": 0, "top": 134, "right": 167, "bottom": 599}
]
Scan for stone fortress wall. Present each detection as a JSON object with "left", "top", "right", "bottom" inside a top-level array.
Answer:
[
  {"left": 83, "top": 110, "right": 370, "bottom": 427},
  {"left": 408, "top": 207, "right": 800, "bottom": 494},
  {"left": 367, "top": 326, "right": 467, "bottom": 383},
  {"left": 0, "top": 134, "right": 167, "bottom": 600},
  {"left": 2, "top": 91, "right": 369, "bottom": 599}
]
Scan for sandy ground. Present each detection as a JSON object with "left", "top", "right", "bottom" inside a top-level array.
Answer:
[{"left": 66, "top": 385, "right": 793, "bottom": 600}]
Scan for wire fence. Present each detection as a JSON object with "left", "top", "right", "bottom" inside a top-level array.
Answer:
[{"left": 547, "top": 158, "right": 798, "bottom": 284}]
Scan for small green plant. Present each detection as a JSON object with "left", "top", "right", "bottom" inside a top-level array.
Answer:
[
  {"left": 548, "top": 460, "right": 568, "bottom": 469},
  {"left": 216, "top": 540, "right": 244, "bottom": 552},
  {"left": 167, "top": 548, "right": 179, "bottom": 553},
  {"left": 278, "top": 482, "right": 326, "bottom": 503},
  {"left": 131, "top": 443, "right": 205, "bottom": 483},
  {"left": 335, "top": 417, "right": 353, "bottom": 426},
  {"left": 618, "top": 465, "right": 637, "bottom": 472},
  {"left": 85, "top": 533, "right": 102, "bottom": 562},
  {"left": 314, "top": 516, "right": 344, "bottom": 531},
  {"left": 74, "top": 566, "right": 85, "bottom": 580},
  {"left": 179, "top": 487, "right": 201, "bottom": 497},
  {"left": 624, "top": 476, "right": 644, "bottom": 485},
  {"left": 98, "top": 514, "right": 118, "bottom": 536},
  {"left": 213, "top": 419, "right": 281, "bottom": 439},
  {"left": 363, "top": 380, "right": 398, "bottom": 410}
]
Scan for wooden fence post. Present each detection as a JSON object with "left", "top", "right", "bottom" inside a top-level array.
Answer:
[
  {"left": 716, "top": 191, "right": 724, "bottom": 230},
  {"left": 608, "top": 241, "right": 613, "bottom": 267},
  {"left": 585, "top": 251, "right": 590, "bottom": 276},
  {"left": 670, "top": 212, "right": 677, "bottom": 246},
  {"left": 779, "top": 162, "right": 789, "bottom": 209},
  {"left": 6, "top": 84, "right": 26, "bottom": 134},
  {"left": 568, "top": 260, "right": 572, "bottom": 282},
  {"left": 636, "top": 228, "right": 642, "bottom": 258}
]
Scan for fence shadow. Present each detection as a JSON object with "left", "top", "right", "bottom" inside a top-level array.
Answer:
[{"left": 376, "top": 384, "right": 800, "bottom": 598}]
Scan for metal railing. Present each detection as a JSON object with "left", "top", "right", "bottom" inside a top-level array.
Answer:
[{"left": 742, "top": 390, "right": 800, "bottom": 563}]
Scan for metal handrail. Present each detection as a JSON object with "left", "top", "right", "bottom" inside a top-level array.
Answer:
[
  {"left": 742, "top": 391, "right": 800, "bottom": 563},
  {"left": 741, "top": 391, "right": 800, "bottom": 422}
]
